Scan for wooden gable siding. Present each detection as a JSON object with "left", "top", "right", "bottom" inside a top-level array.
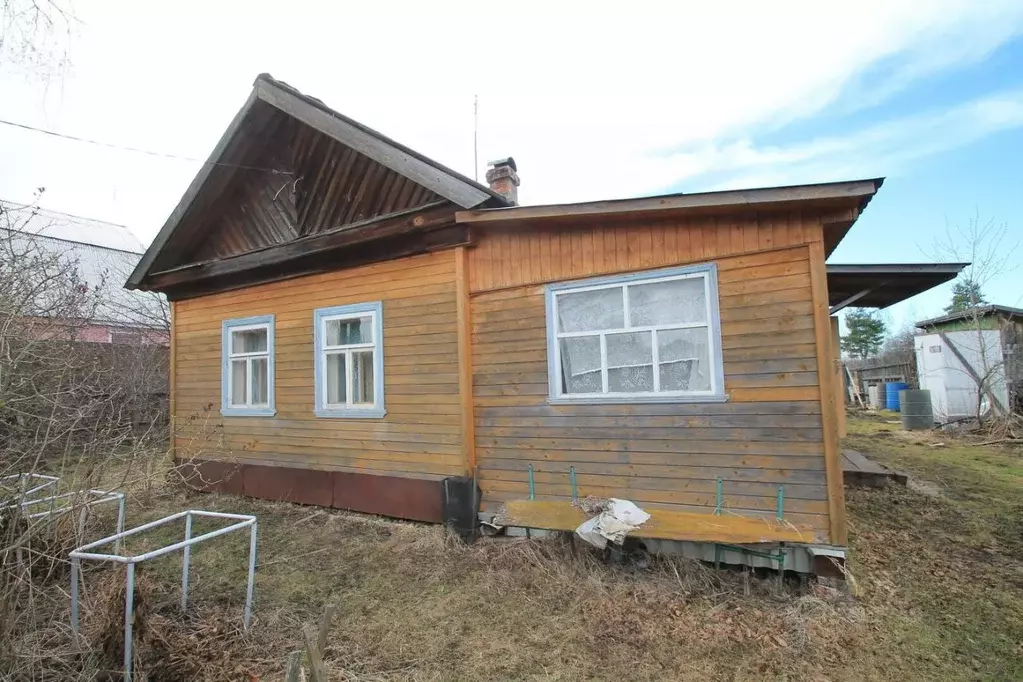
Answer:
[
  {"left": 467, "top": 214, "right": 838, "bottom": 542},
  {"left": 467, "top": 211, "right": 816, "bottom": 293},
  {"left": 172, "top": 250, "right": 464, "bottom": 479},
  {"left": 187, "top": 112, "right": 446, "bottom": 263}
]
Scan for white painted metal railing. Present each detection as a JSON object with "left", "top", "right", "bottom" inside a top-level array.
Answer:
[{"left": 69, "top": 510, "right": 258, "bottom": 682}]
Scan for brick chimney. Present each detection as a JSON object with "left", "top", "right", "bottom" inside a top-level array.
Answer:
[{"left": 486, "top": 157, "right": 520, "bottom": 205}]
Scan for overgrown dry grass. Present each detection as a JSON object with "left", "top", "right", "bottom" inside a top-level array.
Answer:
[
  {"left": 844, "top": 411, "right": 1023, "bottom": 681},
  {"left": 3, "top": 414, "right": 1022, "bottom": 680}
]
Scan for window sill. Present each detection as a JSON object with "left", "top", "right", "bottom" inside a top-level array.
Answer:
[
  {"left": 315, "top": 407, "right": 387, "bottom": 419},
  {"left": 547, "top": 393, "right": 730, "bottom": 406},
  {"left": 221, "top": 407, "right": 277, "bottom": 417}
]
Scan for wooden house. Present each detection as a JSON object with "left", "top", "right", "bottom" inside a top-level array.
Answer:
[{"left": 128, "top": 74, "right": 959, "bottom": 565}]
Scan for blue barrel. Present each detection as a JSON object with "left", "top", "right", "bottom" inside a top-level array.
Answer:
[{"left": 885, "top": 382, "right": 910, "bottom": 411}]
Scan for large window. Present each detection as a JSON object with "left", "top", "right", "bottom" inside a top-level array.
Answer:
[
  {"left": 314, "top": 302, "right": 385, "bottom": 418},
  {"left": 221, "top": 315, "right": 275, "bottom": 416},
  {"left": 545, "top": 264, "right": 726, "bottom": 403}
]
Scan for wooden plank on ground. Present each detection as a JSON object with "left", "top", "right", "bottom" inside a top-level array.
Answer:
[{"left": 495, "top": 500, "right": 815, "bottom": 544}]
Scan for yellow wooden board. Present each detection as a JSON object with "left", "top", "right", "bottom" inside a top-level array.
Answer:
[{"left": 495, "top": 499, "right": 816, "bottom": 544}]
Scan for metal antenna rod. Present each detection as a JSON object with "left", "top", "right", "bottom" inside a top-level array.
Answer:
[{"left": 473, "top": 95, "right": 479, "bottom": 182}]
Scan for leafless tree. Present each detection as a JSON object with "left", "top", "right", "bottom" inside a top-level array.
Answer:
[
  {"left": 1, "top": 0, "right": 76, "bottom": 80},
  {"left": 926, "top": 212, "right": 1019, "bottom": 423}
]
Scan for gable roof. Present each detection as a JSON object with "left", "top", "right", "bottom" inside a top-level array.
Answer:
[
  {"left": 127, "top": 73, "right": 505, "bottom": 290},
  {"left": 916, "top": 304, "right": 1023, "bottom": 328}
]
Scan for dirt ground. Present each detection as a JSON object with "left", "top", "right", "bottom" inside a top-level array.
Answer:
[{"left": 4, "top": 413, "right": 1023, "bottom": 681}]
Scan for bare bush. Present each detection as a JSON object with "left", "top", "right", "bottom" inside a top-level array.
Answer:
[{"left": 0, "top": 197, "right": 170, "bottom": 678}]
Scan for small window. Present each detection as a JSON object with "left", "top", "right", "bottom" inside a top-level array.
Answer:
[
  {"left": 221, "top": 315, "right": 275, "bottom": 416},
  {"left": 545, "top": 264, "right": 727, "bottom": 404},
  {"left": 314, "top": 302, "right": 385, "bottom": 418},
  {"left": 109, "top": 329, "right": 144, "bottom": 345}
]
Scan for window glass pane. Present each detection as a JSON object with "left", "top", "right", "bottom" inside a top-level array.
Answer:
[
  {"left": 606, "top": 331, "right": 652, "bottom": 367},
  {"left": 557, "top": 287, "right": 624, "bottom": 332},
  {"left": 251, "top": 358, "right": 269, "bottom": 405},
  {"left": 658, "top": 328, "right": 711, "bottom": 391},
  {"left": 629, "top": 277, "right": 706, "bottom": 327},
  {"left": 606, "top": 331, "right": 654, "bottom": 392},
  {"left": 559, "top": 336, "right": 602, "bottom": 393},
  {"left": 232, "top": 328, "right": 267, "bottom": 354},
  {"left": 326, "top": 316, "right": 373, "bottom": 346},
  {"left": 231, "top": 360, "right": 247, "bottom": 405},
  {"left": 608, "top": 365, "right": 654, "bottom": 392},
  {"left": 352, "top": 350, "right": 374, "bottom": 405},
  {"left": 326, "top": 353, "right": 347, "bottom": 404}
]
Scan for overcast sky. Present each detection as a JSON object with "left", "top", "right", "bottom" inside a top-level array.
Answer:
[{"left": 2, "top": 0, "right": 1022, "bottom": 328}]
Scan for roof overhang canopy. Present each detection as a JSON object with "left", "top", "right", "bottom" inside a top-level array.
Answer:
[
  {"left": 826, "top": 263, "right": 968, "bottom": 313},
  {"left": 456, "top": 178, "right": 884, "bottom": 256}
]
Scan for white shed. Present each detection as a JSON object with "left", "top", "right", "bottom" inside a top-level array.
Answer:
[{"left": 914, "top": 327, "right": 1010, "bottom": 422}]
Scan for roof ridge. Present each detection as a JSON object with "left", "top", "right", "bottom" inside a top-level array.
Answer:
[
  {"left": 2, "top": 227, "right": 144, "bottom": 255},
  {"left": 1, "top": 200, "right": 132, "bottom": 230},
  {"left": 916, "top": 304, "right": 1023, "bottom": 327},
  {"left": 254, "top": 73, "right": 508, "bottom": 206}
]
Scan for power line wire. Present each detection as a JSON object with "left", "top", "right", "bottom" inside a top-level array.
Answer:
[{"left": 0, "top": 117, "right": 292, "bottom": 175}]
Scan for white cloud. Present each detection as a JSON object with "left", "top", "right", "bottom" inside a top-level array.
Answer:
[
  {"left": 0, "top": 0, "right": 1022, "bottom": 242},
  {"left": 669, "top": 89, "right": 1023, "bottom": 191}
]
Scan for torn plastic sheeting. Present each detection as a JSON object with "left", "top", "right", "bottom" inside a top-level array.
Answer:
[{"left": 574, "top": 498, "right": 651, "bottom": 549}]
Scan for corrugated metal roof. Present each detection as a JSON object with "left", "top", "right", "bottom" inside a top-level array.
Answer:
[
  {"left": 1, "top": 202, "right": 146, "bottom": 253},
  {"left": 1, "top": 203, "right": 165, "bottom": 328},
  {"left": 916, "top": 304, "right": 1023, "bottom": 328}
]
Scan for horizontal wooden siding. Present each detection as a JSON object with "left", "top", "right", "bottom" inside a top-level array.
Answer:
[
  {"left": 173, "top": 250, "right": 464, "bottom": 479},
  {"left": 470, "top": 217, "right": 833, "bottom": 539}
]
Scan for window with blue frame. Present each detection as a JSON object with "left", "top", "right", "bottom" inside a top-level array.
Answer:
[
  {"left": 221, "top": 315, "right": 275, "bottom": 416},
  {"left": 545, "top": 264, "right": 727, "bottom": 403},
  {"left": 314, "top": 302, "right": 385, "bottom": 418}
]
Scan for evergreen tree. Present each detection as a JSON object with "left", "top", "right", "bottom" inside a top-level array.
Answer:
[
  {"left": 841, "top": 309, "right": 886, "bottom": 359},
  {"left": 944, "top": 278, "right": 988, "bottom": 314}
]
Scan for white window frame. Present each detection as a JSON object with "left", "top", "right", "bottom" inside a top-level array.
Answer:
[
  {"left": 313, "top": 302, "right": 385, "bottom": 418},
  {"left": 544, "top": 263, "right": 728, "bottom": 404},
  {"left": 221, "top": 315, "right": 276, "bottom": 417}
]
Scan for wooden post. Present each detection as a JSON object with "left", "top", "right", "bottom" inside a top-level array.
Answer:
[
  {"left": 168, "top": 300, "right": 177, "bottom": 463},
  {"left": 831, "top": 316, "right": 847, "bottom": 438},
  {"left": 303, "top": 628, "right": 328, "bottom": 682},
  {"left": 284, "top": 651, "right": 302, "bottom": 682},
  {"left": 808, "top": 240, "right": 847, "bottom": 546},
  {"left": 455, "top": 246, "right": 476, "bottom": 475},
  {"left": 295, "top": 603, "right": 336, "bottom": 682},
  {"left": 316, "top": 604, "right": 337, "bottom": 654}
]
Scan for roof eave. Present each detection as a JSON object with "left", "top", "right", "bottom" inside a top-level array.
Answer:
[
  {"left": 125, "top": 90, "right": 262, "bottom": 291},
  {"left": 916, "top": 304, "right": 1023, "bottom": 328},
  {"left": 454, "top": 178, "right": 884, "bottom": 225}
]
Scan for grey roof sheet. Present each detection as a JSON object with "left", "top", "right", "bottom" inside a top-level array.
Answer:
[
  {"left": 916, "top": 304, "right": 1023, "bottom": 328},
  {"left": 1, "top": 203, "right": 166, "bottom": 327}
]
